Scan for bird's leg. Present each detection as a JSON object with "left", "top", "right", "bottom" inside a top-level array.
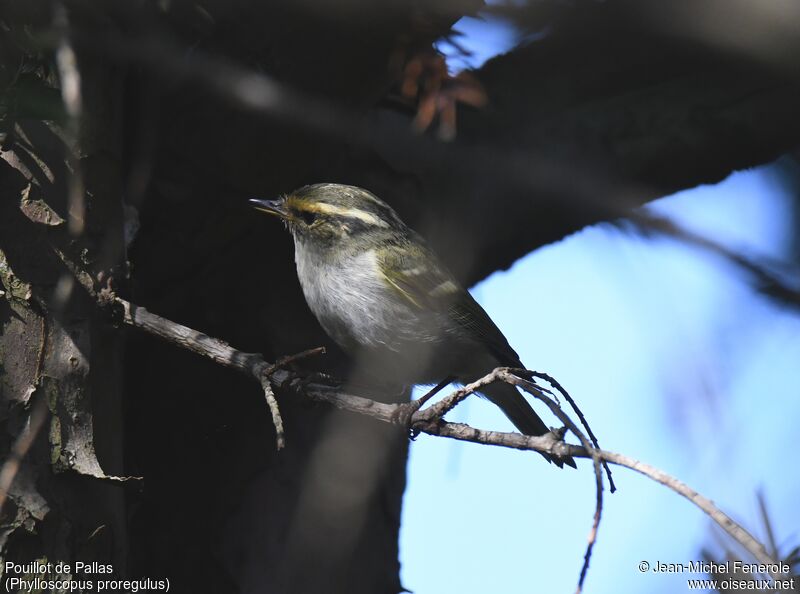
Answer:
[
  {"left": 548, "top": 425, "right": 568, "bottom": 443},
  {"left": 391, "top": 376, "right": 455, "bottom": 436}
]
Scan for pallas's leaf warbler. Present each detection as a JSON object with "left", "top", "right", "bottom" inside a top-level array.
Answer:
[{"left": 251, "top": 183, "right": 574, "bottom": 467}]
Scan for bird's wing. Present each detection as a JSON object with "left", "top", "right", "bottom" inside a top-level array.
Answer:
[{"left": 377, "top": 242, "right": 522, "bottom": 367}]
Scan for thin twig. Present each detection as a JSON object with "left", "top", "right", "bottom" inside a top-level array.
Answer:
[
  {"left": 290, "top": 377, "right": 778, "bottom": 573},
  {"left": 598, "top": 450, "right": 777, "bottom": 569},
  {"left": 271, "top": 347, "right": 327, "bottom": 370},
  {"left": 528, "top": 370, "right": 616, "bottom": 493},
  {"left": 115, "top": 297, "right": 328, "bottom": 450},
  {"left": 422, "top": 370, "right": 505, "bottom": 420},
  {"left": 258, "top": 375, "right": 284, "bottom": 450},
  {"left": 288, "top": 369, "right": 776, "bottom": 571},
  {"left": 499, "top": 370, "right": 605, "bottom": 593},
  {"left": 256, "top": 347, "right": 327, "bottom": 449}
]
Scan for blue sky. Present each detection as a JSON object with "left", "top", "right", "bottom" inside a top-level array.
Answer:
[
  {"left": 399, "top": 161, "right": 800, "bottom": 593},
  {"left": 436, "top": 14, "right": 523, "bottom": 72},
  {"left": 400, "top": 13, "right": 800, "bottom": 593}
]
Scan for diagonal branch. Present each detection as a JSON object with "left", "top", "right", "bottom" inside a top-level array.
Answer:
[
  {"left": 115, "top": 298, "right": 321, "bottom": 450},
  {"left": 111, "top": 294, "right": 780, "bottom": 586}
]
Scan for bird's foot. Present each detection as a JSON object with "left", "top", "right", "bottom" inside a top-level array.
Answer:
[
  {"left": 546, "top": 426, "right": 578, "bottom": 469},
  {"left": 390, "top": 377, "right": 455, "bottom": 439},
  {"left": 391, "top": 401, "right": 424, "bottom": 439}
]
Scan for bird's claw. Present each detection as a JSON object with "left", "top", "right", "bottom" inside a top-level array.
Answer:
[{"left": 391, "top": 401, "right": 423, "bottom": 440}]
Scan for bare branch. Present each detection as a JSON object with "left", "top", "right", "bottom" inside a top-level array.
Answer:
[
  {"left": 257, "top": 347, "right": 326, "bottom": 449},
  {"left": 390, "top": 376, "right": 454, "bottom": 429},
  {"left": 111, "top": 294, "right": 779, "bottom": 581},
  {"left": 415, "top": 362, "right": 610, "bottom": 589},
  {"left": 599, "top": 450, "right": 777, "bottom": 569},
  {"left": 116, "top": 298, "right": 310, "bottom": 450},
  {"left": 496, "top": 370, "right": 605, "bottom": 594},
  {"left": 418, "top": 416, "right": 779, "bottom": 571},
  {"left": 422, "top": 370, "right": 504, "bottom": 420},
  {"left": 258, "top": 377, "right": 284, "bottom": 450},
  {"left": 527, "top": 370, "right": 617, "bottom": 493}
]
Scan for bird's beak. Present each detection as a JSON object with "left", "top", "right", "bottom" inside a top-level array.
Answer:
[{"left": 249, "top": 197, "right": 289, "bottom": 219}]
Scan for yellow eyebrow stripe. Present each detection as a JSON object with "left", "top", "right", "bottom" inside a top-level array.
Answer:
[{"left": 289, "top": 198, "right": 389, "bottom": 228}]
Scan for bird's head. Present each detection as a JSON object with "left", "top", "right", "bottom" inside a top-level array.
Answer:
[{"left": 250, "top": 183, "right": 405, "bottom": 250}]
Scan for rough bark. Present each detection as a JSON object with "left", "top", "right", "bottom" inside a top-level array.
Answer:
[{"left": 0, "top": 70, "right": 128, "bottom": 594}]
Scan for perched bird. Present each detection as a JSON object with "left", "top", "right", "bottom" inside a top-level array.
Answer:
[{"left": 251, "top": 183, "right": 574, "bottom": 467}]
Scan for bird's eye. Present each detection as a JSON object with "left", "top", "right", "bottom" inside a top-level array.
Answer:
[{"left": 298, "top": 210, "right": 317, "bottom": 225}]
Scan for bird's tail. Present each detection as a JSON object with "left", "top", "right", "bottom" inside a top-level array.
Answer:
[{"left": 481, "top": 382, "right": 576, "bottom": 469}]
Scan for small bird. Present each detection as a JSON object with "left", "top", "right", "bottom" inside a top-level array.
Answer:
[{"left": 251, "top": 183, "right": 574, "bottom": 467}]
